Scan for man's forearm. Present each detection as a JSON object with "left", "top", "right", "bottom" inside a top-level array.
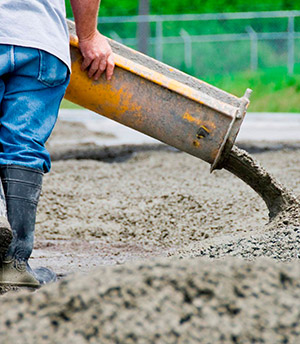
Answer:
[
  {"left": 70, "top": 0, "right": 101, "bottom": 40},
  {"left": 69, "top": 0, "right": 114, "bottom": 81}
]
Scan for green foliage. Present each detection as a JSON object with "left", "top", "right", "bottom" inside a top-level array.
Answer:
[
  {"left": 64, "top": 1, "right": 300, "bottom": 112},
  {"left": 204, "top": 66, "right": 300, "bottom": 112},
  {"left": 61, "top": 98, "right": 82, "bottom": 109},
  {"left": 65, "top": 0, "right": 300, "bottom": 17},
  {"left": 150, "top": 0, "right": 298, "bottom": 15}
]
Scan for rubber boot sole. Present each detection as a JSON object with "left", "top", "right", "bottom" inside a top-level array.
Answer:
[{"left": 0, "top": 216, "right": 12, "bottom": 261}]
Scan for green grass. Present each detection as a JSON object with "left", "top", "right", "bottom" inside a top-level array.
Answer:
[
  {"left": 60, "top": 98, "right": 83, "bottom": 109},
  {"left": 204, "top": 66, "right": 300, "bottom": 112},
  {"left": 65, "top": 0, "right": 300, "bottom": 17}
]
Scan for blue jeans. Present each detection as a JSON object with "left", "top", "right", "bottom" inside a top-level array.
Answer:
[{"left": 0, "top": 45, "right": 70, "bottom": 172}]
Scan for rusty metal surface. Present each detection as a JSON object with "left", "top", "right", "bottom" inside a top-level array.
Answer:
[
  {"left": 111, "top": 54, "right": 239, "bottom": 119},
  {"left": 65, "top": 27, "right": 251, "bottom": 168},
  {"left": 67, "top": 20, "right": 242, "bottom": 110}
]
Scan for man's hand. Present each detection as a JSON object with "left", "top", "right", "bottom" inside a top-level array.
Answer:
[
  {"left": 70, "top": 0, "right": 115, "bottom": 81},
  {"left": 79, "top": 31, "right": 114, "bottom": 81}
]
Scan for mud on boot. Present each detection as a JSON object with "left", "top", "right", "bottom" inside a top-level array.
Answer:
[
  {"left": 0, "top": 259, "right": 40, "bottom": 288},
  {"left": 0, "top": 178, "right": 12, "bottom": 261},
  {"left": 0, "top": 216, "right": 12, "bottom": 262}
]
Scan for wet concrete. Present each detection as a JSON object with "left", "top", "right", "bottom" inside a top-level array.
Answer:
[
  {"left": 224, "top": 145, "right": 300, "bottom": 219},
  {"left": 2, "top": 258, "right": 300, "bottom": 343},
  {"left": 0, "top": 119, "right": 300, "bottom": 342}
]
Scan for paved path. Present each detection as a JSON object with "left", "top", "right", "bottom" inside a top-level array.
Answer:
[
  {"left": 237, "top": 113, "right": 300, "bottom": 142},
  {"left": 59, "top": 110, "right": 300, "bottom": 145}
]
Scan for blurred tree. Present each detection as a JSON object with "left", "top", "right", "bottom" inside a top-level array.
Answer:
[
  {"left": 65, "top": 0, "right": 300, "bottom": 18},
  {"left": 138, "top": 0, "right": 150, "bottom": 54}
]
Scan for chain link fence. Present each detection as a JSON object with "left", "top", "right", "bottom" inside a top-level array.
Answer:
[{"left": 90, "top": 11, "right": 300, "bottom": 77}]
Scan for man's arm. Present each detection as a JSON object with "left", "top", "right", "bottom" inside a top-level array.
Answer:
[{"left": 70, "top": 0, "right": 114, "bottom": 80}]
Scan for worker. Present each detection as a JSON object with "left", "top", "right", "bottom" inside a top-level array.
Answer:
[{"left": 0, "top": 0, "right": 114, "bottom": 288}]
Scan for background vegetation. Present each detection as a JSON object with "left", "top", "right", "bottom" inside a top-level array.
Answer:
[
  {"left": 65, "top": 0, "right": 300, "bottom": 17},
  {"left": 63, "top": 1, "right": 300, "bottom": 112}
]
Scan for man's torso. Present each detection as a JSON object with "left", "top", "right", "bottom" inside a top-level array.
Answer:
[{"left": 0, "top": 0, "right": 70, "bottom": 68}]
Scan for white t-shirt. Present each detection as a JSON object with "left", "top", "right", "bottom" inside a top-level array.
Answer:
[{"left": 0, "top": 0, "right": 71, "bottom": 69}]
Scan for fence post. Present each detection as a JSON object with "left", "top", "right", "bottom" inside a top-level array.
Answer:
[
  {"left": 180, "top": 29, "right": 192, "bottom": 69},
  {"left": 109, "top": 31, "right": 123, "bottom": 43},
  {"left": 137, "top": 0, "right": 150, "bottom": 54},
  {"left": 288, "top": 16, "right": 295, "bottom": 75},
  {"left": 246, "top": 26, "right": 258, "bottom": 71},
  {"left": 155, "top": 20, "right": 163, "bottom": 61}
]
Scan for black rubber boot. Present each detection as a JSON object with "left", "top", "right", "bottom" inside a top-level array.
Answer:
[{"left": 0, "top": 165, "right": 57, "bottom": 287}]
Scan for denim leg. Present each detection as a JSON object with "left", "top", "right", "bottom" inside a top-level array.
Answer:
[
  {"left": 0, "top": 45, "right": 12, "bottom": 115},
  {"left": 0, "top": 45, "right": 70, "bottom": 172},
  {"left": 0, "top": 78, "right": 4, "bottom": 110}
]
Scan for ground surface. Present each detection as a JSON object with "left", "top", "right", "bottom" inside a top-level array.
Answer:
[{"left": 0, "top": 119, "right": 299, "bottom": 343}]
